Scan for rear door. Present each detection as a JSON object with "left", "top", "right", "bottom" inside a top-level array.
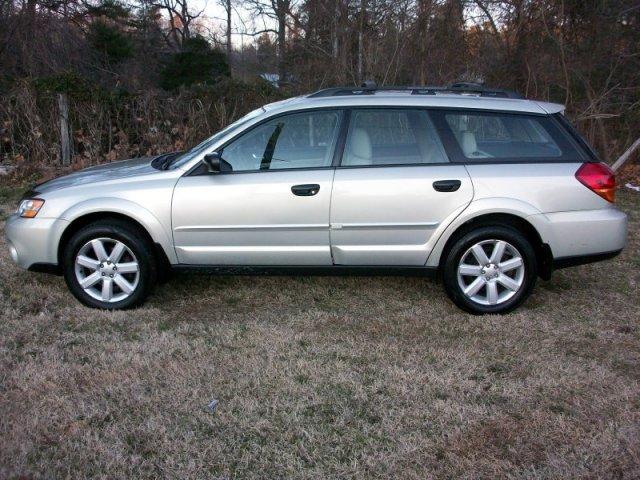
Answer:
[{"left": 329, "top": 108, "right": 473, "bottom": 265}]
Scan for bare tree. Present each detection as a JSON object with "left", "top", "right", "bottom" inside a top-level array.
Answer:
[
  {"left": 151, "top": 0, "right": 205, "bottom": 49},
  {"left": 244, "top": 0, "right": 295, "bottom": 84}
]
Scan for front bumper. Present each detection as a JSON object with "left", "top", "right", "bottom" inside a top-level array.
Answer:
[{"left": 4, "top": 214, "right": 68, "bottom": 270}]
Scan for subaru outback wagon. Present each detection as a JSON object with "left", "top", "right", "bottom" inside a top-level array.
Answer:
[{"left": 4, "top": 82, "right": 627, "bottom": 314}]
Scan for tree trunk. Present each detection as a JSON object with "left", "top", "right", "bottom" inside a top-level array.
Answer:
[
  {"left": 226, "top": 0, "right": 232, "bottom": 60},
  {"left": 331, "top": 0, "right": 339, "bottom": 60},
  {"left": 357, "top": 0, "right": 366, "bottom": 83},
  {"left": 277, "top": 1, "right": 287, "bottom": 85},
  {"left": 181, "top": 2, "right": 191, "bottom": 40},
  {"left": 58, "top": 93, "right": 71, "bottom": 167},
  {"left": 169, "top": 13, "right": 181, "bottom": 49}
]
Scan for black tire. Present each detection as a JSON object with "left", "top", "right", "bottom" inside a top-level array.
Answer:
[
  {"left": 442, "top": 225, "right": 537, "bottom": 315},
  {"left": 62, "top": 219, "right": 157, "bottom": 309}
]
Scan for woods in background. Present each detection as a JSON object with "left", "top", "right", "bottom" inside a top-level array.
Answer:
[{"left": 0, "top": 0, "right": 638, "bottom": 177}]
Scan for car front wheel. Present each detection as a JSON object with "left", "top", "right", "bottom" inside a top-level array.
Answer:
[
  {"left": 63, "top": 219, "right": 157, "bottom": 309},
  {"left": 442, "top": 226, "right": 537, "bottom": 314}
]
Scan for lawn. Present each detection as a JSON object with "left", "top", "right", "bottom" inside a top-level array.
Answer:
[{"left": 0, "top": 188, "right": 638, "bottom": 479}]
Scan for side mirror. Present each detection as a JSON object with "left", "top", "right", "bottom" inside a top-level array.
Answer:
[{"left": 203, "top": 152, "right": 232, "bottom": 173}]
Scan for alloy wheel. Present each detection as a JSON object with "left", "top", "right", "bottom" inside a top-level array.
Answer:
[
  {"left": 74, "top": 237, "right": 140, "bottom": 303},
  {"left": 456, "top": 239, "right": 525, "bottom": 306}
]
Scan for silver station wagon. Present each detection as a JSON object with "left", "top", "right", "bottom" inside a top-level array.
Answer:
[{"left": 4, "top": 82, "right": 627, "bottom": 314}]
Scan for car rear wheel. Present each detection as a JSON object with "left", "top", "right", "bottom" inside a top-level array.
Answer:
[
  {"left": 63, "top": 220, "right": 157, "bottom": 309},
  {"left": 442, "top": 226, "right": 537, "bottom": 314}
]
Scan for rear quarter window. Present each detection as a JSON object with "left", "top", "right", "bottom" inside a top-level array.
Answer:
[{"left": 438, "top": 111, "right": 586, "bottom": 163}]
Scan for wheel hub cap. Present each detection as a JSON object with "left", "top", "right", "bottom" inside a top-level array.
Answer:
[{"left": 482, "top": 263, "right": 499, "bottom": 280}]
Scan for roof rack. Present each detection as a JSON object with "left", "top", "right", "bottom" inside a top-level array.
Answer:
[{"left": 308, "top": 81, "right": 523, "bottom": 99}]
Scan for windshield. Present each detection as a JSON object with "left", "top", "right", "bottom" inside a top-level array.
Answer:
[{"left": 168, "top": 107, "right": 266, "bottom": 169}]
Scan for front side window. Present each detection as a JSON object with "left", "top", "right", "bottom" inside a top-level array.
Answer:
[
  {"left": 341, "top": 109, "right": 448, "bottom": 166},
  {"left": 443, "top": 112, "right": 584, "bottom": 162},
  {"left": 169, "top": 107, "right": 265, "bottom": 169},
  {"left": 221, "top": 110, "right": 341, "bottom": 171}
]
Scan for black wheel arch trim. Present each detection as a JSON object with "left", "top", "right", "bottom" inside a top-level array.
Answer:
[
  {"left": 436, "top": 212, "right": 552, "bottom": 280},
  {"left": 57, "top": 212, "right": 172, "bottom": 272}
]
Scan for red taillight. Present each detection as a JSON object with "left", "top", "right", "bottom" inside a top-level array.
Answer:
[{"left": 575, "top": 162, "right": 616, "bottom": 203}]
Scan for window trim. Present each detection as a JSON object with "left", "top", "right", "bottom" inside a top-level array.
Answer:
[
  {"left": 186, "top": 108, "right": 346, "bottom": 176},
  {"left": 553, "top": 112, "right": 600, "bottom": 162},
  {"left": 331, "top": 109, "right": 351, "bottom": 167},
  {"left": 332, "top": 106, "right": 590, "bottom": 169},
  {"left": 184, "top": 105, "right": 593, "bottom": 176}
]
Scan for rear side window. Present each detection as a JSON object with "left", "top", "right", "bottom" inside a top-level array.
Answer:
[
  {"left": 441, "top": 111, "right": 585, "bottom": 162},
  {"left": 341, "top": 109, "right": 448, "bottom": 166}
]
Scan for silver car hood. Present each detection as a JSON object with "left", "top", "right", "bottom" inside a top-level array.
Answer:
[{"left": 34, "top": 157, "right": 157, "bottom": 194}]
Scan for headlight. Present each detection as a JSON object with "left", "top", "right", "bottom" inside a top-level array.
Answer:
[{"left": 17, "top": 198, "right": 45, "bottom": 218}]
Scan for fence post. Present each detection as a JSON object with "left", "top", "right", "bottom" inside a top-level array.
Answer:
[
  {"left": 58, "top": 92, "right": 71, "bottom": 166},
  {"left": 611, "top": 137, "right": 640, "bottom": 172}
]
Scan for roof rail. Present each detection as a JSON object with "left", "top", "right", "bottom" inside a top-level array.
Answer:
[{"left": 308, "top": 81, "right": 523, "bottom": 99}]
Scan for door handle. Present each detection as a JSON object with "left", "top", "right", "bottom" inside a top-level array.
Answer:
[
  {"left": 433, "top": 180, "right": 461, "bottom": 192},
  {"left": 291, "top": 184, "right": 320, "bottom": 196}
]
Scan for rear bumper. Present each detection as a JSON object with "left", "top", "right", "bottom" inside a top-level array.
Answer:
[
  {"left": 528, "top": 208, "right": 627, "bottom": 260},
  {"left": 4, "top": 214, "right": 68, "bottom": 270}
]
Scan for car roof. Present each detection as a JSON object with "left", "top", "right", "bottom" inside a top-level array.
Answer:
[{"left": 263, "top": 92, "right": 565, "bottom": 116}]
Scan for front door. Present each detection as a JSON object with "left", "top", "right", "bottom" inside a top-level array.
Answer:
[
  {"left": 172, "top": 110, "right": 342, "bottom": 265},
  {"left": 329, "top": 108, "right": 473, "bottom": 265}
]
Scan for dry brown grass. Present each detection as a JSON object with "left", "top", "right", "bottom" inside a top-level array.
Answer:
[{"left": 0, "top": 189, "right": 639, "bottom": 479}]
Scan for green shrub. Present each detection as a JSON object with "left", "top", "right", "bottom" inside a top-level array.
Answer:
[
  {"left": 88, "top": 21, "right": 134, "bottom": 63},
  {"left": 160, "top": 36, "right": 230, "bottom": 91},
  {"left": 85, "top": 0, "right": 131, "bottom": 19},
  {"left": 32, "top": 72, "right": 97, "bottom": 98}
]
